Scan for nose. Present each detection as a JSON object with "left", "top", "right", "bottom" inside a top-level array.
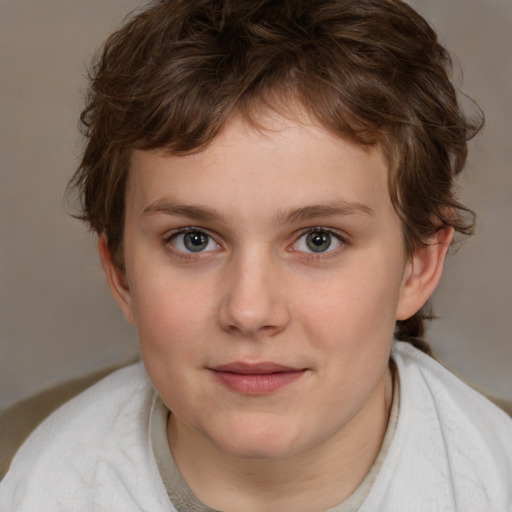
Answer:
[{"left": 217, "top": 251, "right": 291, "bottom": 338}]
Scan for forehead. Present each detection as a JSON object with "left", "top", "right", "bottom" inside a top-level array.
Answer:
[{"left": 125, "top": 113, "right": 393, "bottom": 227}]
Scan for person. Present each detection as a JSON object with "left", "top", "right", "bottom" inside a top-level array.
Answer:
[{"left": 1, "top": 0, "right": 511, "bottom": 510}]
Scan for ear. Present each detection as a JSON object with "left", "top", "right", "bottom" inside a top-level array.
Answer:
[
  {"left": 396, "top": 227, "right": 454, "bottom": 321},
  {"left": 98, "top": 234, "right": 135, "bottom": 325}
]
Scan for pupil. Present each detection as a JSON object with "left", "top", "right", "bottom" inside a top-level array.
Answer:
[
  {"left": 306, "top": 231, "right": 331, "bottom": 252},
  {"left": 184, "top": 232, "right": 208, "bottom": 252}
]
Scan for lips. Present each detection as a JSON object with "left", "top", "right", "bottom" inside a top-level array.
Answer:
[{"left": 210, "top": 362, "right": 306, "bottom": 394}]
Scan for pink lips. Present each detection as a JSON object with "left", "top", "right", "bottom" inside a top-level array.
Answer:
[{"left": 211, "top": 362, "right": 306, "bottom": 395}]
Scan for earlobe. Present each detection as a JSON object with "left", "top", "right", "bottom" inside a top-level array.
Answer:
[
  {"left": 98, "top": 234, "right": 135, "bottom": 325},
  {"left": 396, "top": 227, "right": 454, "bottom": 321}
]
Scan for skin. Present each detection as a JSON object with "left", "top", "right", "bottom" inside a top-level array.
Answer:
[{"left": 100, "top": 112, "right": 452, "bottom": 511}]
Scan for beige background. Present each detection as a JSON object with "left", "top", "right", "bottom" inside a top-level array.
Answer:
[{"left": 1, "top": 0, "right": 511, "bottom": 410}]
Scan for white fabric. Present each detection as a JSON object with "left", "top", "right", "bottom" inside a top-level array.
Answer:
[
  {"left": 0, "top": 365, "right": 171, "bottom": 512},
  {"left": 361, "top": 343, "right": 512, "bottom": 512},
  {"left": 1, "top": 342, "right": 511, "bottom": 511}
]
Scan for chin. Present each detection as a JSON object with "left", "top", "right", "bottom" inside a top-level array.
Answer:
[
  {"left": 206, "top": 417, "right": 306, "bottom": 460},
  {"left": 219, "top": 439, "right": 299, "bottom": 461}
]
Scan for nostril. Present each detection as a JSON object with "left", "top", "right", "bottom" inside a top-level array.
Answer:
[{"left": 217, "top": 293, "right": 290, "bottom": 337}]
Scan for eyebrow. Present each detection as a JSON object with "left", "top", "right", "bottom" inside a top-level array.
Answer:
[
  {"left": 142, "top": 199, "right": 374, "bottom": 224},
  {"left": 142, "top": 200, "right": 225, "bottom": 223},
  {"left": 273, "top": 201, "right": 375, "bottom": 224}
]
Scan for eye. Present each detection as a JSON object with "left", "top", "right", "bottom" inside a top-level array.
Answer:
[
  {"left": 293, "top": 229, "right": 344, "bottom": 254},
  {"left": 169, "top": 229, "right": 219, "bottom": 253}
]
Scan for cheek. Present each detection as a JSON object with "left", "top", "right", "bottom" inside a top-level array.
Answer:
[
  {"left": 129, "top": 276, "right": 212, "bottom": 401},
  {"left": 300, "top": 265, "right": 401, "bottom": 340},
  {"left": 293, "top": 264, "right": 403, "bottom": 386},
  {"left": 129, "top": 271, "right": 213, "bottom": 356}
]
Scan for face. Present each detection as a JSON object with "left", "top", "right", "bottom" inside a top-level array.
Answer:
[{"left": 105, "top": 113, "right": 432, "bottom": 461}]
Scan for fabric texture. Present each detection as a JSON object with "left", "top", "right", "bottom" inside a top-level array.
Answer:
[
  {"left": 0, "top": 360, "right": 139, "bottom": 480},
  {"left": 1, "top": 342, "right": 511, "bottom": 511}
]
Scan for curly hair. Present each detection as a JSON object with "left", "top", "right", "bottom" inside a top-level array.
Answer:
[{"left": 69, "top": 0, "right": 481, "bottom": 347}]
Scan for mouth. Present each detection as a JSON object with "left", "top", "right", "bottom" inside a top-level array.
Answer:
[{"left": 209, "top": 362, "right": 307, "bottom": 395}]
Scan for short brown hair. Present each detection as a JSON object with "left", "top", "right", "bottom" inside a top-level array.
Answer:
[{"left": 70, "top": 0, "right": 481, "bottom": 346}]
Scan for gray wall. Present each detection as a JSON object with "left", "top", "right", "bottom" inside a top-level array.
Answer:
[{"left": 1, "top": 0, "right": 511, "bottom": 410}]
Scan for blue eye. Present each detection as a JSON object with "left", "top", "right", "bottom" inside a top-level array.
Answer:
[
  {"left": 170, "top": 230, "right": 219, "bottom": 253},
  {"left": 294, "top": 229, "right": 343, "bottom": 253}
]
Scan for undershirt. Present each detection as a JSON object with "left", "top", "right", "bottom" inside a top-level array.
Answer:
[{"left": 150, "top": 362, "right": 400, "bottom": 512}]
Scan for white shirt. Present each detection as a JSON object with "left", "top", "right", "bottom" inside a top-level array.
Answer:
[{"left": 1, "top": 342, "right": 511, "bottom": 511}]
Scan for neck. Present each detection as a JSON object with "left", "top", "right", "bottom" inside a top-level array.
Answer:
[{"left": 167, "top": 367, "right": 393, "bottom": 512}]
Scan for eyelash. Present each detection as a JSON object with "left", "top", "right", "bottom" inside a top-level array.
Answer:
[
  {"left": 165, "top": 227, "right": 220, "bottom": 259},
  {"left": 290, "top": 228, "right": 346, "bottom": 257},
  {"left": 164, "top": 227, "right": 347, "bottom": 259}
]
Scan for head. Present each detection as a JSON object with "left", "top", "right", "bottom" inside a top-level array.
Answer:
[
  {"left": 69, "top": 0, "right": 483, "bottom": 469},
  {"left": 71, "top": 0, "right": 479, "bottom": 346}
]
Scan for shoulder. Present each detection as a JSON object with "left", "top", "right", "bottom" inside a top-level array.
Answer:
[
  {"left": 0, "top": 363, "right": 170, "bottom": 511},
  {"left": 371, "top": 342, "right": 512, "bottom": 510},
  {"left": 11, "top": 362, "right": 154, "bottom": 454},
  {"left": 392, "top": 341, "right": 512, "bottom": 440}
]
